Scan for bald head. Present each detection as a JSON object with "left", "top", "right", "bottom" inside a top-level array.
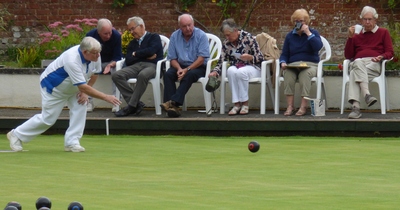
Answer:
[
  {"left": 178, "top": 14, "right": 194, "bottom": 39},
  {"left": 97, "top": 18, "right": 113, "bottom": 42}
]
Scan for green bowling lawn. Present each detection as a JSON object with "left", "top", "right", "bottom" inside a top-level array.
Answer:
[{"left": 2, "top": 135, "right": 400, "bottom": 209}]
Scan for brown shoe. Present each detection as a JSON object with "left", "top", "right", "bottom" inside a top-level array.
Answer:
[
  {"left": 160, "top": 100, "right": 171, "bottom": 112},
  {"left": 167, "top": 103, "right": 181, "bottom": 118}
]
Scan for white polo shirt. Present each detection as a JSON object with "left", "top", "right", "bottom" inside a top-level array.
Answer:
[{"left": 40, "top": 45, "right": 102, "bottom": 95}]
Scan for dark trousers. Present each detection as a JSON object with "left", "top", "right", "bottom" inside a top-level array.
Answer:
[{"left": 163, "top": 66, "right": 206, "bottom": 106}]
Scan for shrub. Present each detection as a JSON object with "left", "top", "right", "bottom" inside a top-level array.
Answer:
[
  {"left": 38, "top": 19, "right": 98, "bottom": 60},
  {"left": 17, "top": 47, "right": 39, "bottom": 67},
  {"left": 16, "top": 19, "right": 98, "bottom": 67},
  {"left": 386, "top": 22, "right": 400, "bottom": 70},
  {"left": 121, "top": 30, "right": 133, "bottom": 56}
]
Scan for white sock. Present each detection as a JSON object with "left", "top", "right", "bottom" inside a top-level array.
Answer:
[{"left": 352, "top": 101, "right": 360, "bottom": 108}]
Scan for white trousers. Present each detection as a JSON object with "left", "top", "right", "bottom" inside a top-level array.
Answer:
[
  {"left": 14, "top": 87, "right": 87, "bottom": 146},
  {"left": 227, "top": 65, "right": 260, "bottom": 103}
]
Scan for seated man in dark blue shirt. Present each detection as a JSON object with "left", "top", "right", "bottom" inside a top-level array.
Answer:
[
  {"left": 111, "top": 16, "right": 163, "bottom": 117},
  {"left": 86, "top": 18, "right": 122, "bottom": 112}
]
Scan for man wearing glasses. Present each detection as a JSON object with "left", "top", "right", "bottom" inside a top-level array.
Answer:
[
  {"left": 112, "top": 16, "right": 163, "bottom": 117},
  {"left": 345, "top": 6, "right": 394, "bottom": 119},
  {"left": 86, "top": 18, "right": 123, "bottom": 112}
]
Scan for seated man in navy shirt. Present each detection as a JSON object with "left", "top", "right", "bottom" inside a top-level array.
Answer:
[
  {"left": 112, "top": 16, "right": 163, "bottom": 117},
  {"left": 86, "top": 18, "right": 122, "bottom": 112}
]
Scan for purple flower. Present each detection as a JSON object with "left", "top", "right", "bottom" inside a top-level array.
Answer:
[
  {"left": 84, "top": 21, "right": 97, "bottom": 27},
  {"left": 48, "top": 21, "right": 63, "bottom": 28},
  {"left": 52, "top": 35, "right": 61, "bottom": 41},
  {"left": 39, "top": 32, "right": 53, "bottom": 38},
  {"left": 39, "top": 38, "right": 51, "bottom": 45},
  {"left": 61, "top": 30, "right": 70, "bottom": 37},
  {"left": 65, "top": 24, "right": 83, "bottom": 32}
]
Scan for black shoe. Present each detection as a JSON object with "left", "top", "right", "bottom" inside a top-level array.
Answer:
[
  {"left": 134, "top": 101, "right": 145, "bottom": 116},
  {"left": 114, "top": 105, "right": 136, "bottom": 117}
]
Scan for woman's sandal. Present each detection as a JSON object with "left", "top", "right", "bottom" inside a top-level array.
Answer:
[
  {"left": 284, "top": 106, "right": 294, "bottom": 116},
  {"left": 239, "top": 105, "right": 249, "bottom": 115},
  {"left": 228, "top": 106, "right": 241, "bottom": 116},
  {"left": 295, "top": 106, "right": 307, "bottom": 116}
]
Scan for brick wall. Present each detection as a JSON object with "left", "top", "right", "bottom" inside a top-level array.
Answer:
[{"left": 1, "top": 0, "right": 399, "bottom": 62}]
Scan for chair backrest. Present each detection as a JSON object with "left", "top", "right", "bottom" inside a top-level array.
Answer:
[
  {"left": 160, "top": 35, "right": 170, "bottom": 58},
  {"left": 319, "top": 36, "right": 332, "bottom": 62},
  {"left": 206, "top": 33, "right": 222, "bottom": 62}
]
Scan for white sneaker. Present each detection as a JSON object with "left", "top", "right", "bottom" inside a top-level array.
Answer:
[
  {"left": 87, "top": 101, "right": 94, "bottom": 112},
  {"left": 64, "top": 144, "right": 85, "bottom": 152},
  {"left": 7, "top": 129, "right": 23, "bottom": 152},
  {"left": 112, "top": 105, "right": 119, "bottom": 112}
]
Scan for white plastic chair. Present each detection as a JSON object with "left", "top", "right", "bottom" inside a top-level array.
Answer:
[
  {"left": 219, "top": 59, "right": 275, "bottom": 114},
  {"left": 340, "top": 58, "right": 392, "bottom": 114},
  {"left": 114, "top": 35, "right": 169, "bottom": 115},
  {"left": 164, "top": 33, "right": 222, "bottom": 112},
  {"left": 274, "top": 36, "right": 331, "bottom": 114}
]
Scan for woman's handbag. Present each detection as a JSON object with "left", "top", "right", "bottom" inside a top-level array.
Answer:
[
  {"left": 205, "top": 76, "right": 221, "bottom": 92},
  {"left": 205, "top": 76, "right": 221, "bottom": 116}
]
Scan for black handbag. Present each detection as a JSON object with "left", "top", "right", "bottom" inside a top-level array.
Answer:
[{"left": 205, "top": 76, "right": 220, "bottom": 92}]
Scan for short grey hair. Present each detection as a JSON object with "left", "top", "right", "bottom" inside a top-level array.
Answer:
[
  {"left": 220, "top": 18, "right": 238, "bottom": 33},
  {"left": 360, "top": 6, "right": 378, "bottom": 19},
  {"left": 80, "top": 37, "right": 101, "bottom": 52},
  {"left": 126, "top": 16, "right": 145, "bottom": 28},
  {"left": 97, "top": 18, "right": 112, "bottom": 31},
  {"left": 178, "top": 14, "right": 194, "bottom": 23}
]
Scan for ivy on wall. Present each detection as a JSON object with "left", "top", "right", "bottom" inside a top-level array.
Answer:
[
  {"left": 176, "top": 0, "right": 263, "bottom": 33},
  {"left": 112, "top": 0, "right": 135, "bottom": 8},
  {"left": 388, "top": 0, "right": 400, "bottom": 8},
  {"left": 0, "top": 3, "right": 11, "bottom": 31}
]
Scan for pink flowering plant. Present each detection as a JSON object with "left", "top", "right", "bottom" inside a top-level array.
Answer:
[
  {"left": 16, "top": 18, "right": 98, "bottom": 67},
  {"left": 38, "top": 18, "right": 98, "bottom": 59}
]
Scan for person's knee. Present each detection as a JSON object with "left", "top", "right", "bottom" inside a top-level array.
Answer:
[
  {"left": 164, "top": 69, "right": 176, "bottom": 79},
  {"left": 111, "top": 71, "right": 122, "bottom": 82},
  {"left": 137, "top": 71, "right": 154, "bottom": 81}
]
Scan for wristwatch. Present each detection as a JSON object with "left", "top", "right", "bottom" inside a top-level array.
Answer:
[{"left": 187, "top": 67, "right": 191, "bottom": 71}]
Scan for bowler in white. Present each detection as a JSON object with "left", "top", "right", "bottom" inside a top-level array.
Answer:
[{"left": 7, "top": 37, "right": 121, "bottom": 152}]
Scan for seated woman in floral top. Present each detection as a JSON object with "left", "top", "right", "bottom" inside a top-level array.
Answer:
[{"left": 209, "top": 18, "right": 264, "bottom": 115}]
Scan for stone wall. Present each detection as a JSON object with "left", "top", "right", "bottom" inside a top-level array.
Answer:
[{"left": 0, "top": 0, "right": 399, "bottom": 62}]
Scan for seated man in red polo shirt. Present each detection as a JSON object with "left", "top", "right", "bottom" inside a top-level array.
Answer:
[{"left": 344, "top": 6, "right": 394, "bottom": 119}]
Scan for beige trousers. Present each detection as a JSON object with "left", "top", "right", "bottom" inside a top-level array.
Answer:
[
  {"left": 348, "top": 58, "right": 381, "bottom": 103},
  {"left": 283, "top": 61, "right": 318, "bottom": 97}
]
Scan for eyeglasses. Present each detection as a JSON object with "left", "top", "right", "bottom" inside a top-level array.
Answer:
[
  {"left": 362, "top": 18, "right": 374, "bottom": 22},
  {"left": 89, "top": 51, "right": 101, "bottom": 55},
  {"left": 128, "top": 25, "right": 140, "bottom": 32}
]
